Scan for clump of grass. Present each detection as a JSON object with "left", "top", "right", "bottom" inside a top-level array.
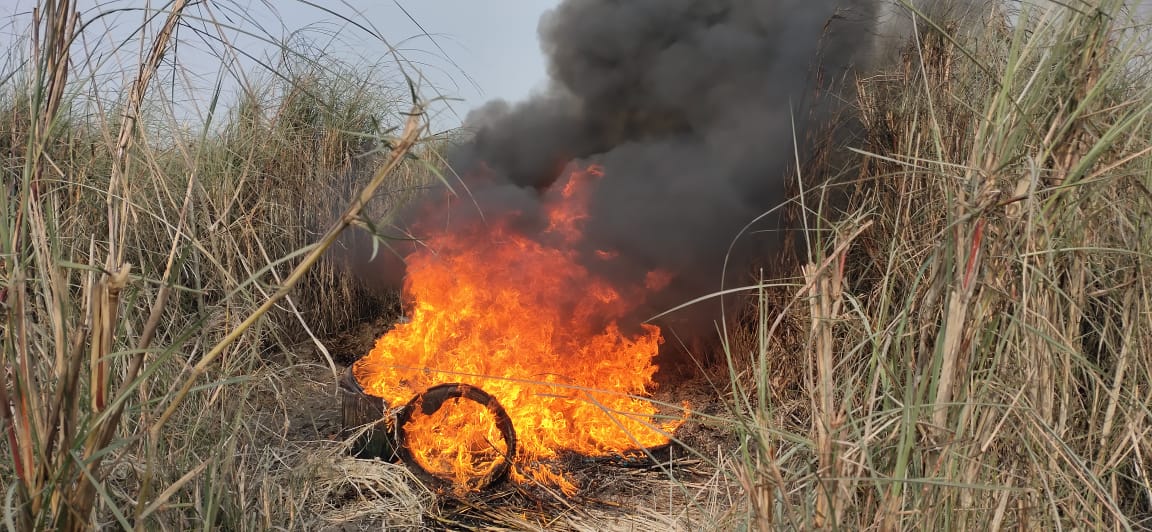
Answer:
[
  {"left": 723, "top": 0, "right": 1152, "bottom": 529},
  {"left": 305, "top": 453, "right": 432, "bottom": 527},
  {"left": 0, "top": 1, "right": 438, "bottom": 529}
]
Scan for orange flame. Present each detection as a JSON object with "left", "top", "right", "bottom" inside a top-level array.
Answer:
[{"left": 352, "top": 163, "right": 683, "bottom": 494}]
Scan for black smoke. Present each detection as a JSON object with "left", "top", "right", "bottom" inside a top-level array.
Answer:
[{"left": 373, "top": 0, "right": 945, "bottom": 346}]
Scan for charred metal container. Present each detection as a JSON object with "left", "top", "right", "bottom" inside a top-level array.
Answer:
[{"left": 339, "top": 367, "right": 399, "bottom": 462}]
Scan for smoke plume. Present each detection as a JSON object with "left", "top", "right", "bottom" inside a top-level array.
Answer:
[{"left": 375, "top": 0, "right": 974, "bottom": 340}]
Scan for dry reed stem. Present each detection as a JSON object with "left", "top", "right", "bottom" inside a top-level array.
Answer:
[
  {"left": 3, "top": 0, "right": 79, "bottom": 526},
  {"left": 58, "top": 3, "right": 190, "bottom": 527},
  {"left": 806, "top": 223, "right": 859, "bottom": 530}
]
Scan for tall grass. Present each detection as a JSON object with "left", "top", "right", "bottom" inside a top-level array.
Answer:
[
  {"left": 725, "top": 1, "right": 1152, "bottom": 529},
  {"left": 1, "top": 1, "right": 435, "bottom": 529},
  {"left": 6, "top": 0, "right": 1152, "bottom": 530}
]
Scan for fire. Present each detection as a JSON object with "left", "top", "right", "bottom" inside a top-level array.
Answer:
[{"left": 352, "top": 163, "right": 684, "bottom": 494}]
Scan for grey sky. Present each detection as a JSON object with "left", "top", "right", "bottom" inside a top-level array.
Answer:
[{"left": 0, "top": 1, "right": 560, "bottom": 130}]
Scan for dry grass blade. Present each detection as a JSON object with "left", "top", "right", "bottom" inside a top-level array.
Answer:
[{"left": 135, "top": 460, "right": 209, "bottom": 521}]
